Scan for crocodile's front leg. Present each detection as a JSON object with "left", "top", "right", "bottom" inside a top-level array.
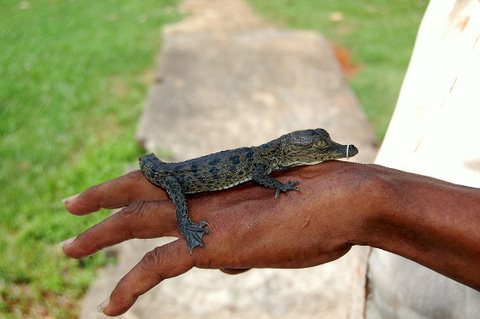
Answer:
[
  {"left": 160, "top": 176, "right": 208, "bottom": 253},
  {"left": 252, "top": 163, "right": 299, "bottom": 198}
]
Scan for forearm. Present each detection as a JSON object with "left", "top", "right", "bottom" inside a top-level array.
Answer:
[{"left": 359, "top": 165, "right": 480, "bottom": 290}]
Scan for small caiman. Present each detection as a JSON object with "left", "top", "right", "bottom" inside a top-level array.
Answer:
[{"left": 139, "top": 128, "right": 358, "bottom": 253}]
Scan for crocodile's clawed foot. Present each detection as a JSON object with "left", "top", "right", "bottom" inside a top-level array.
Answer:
[
  {"left": 274, "top": 180, "right": 300, "bottom": 198},
  {"left": 179, "top": 220, "right": 209, "bottom": 254}
]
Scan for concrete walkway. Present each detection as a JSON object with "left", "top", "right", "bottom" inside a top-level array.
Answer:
[{"left": 81, "top": 1, "right": 377, "bottom": 318}]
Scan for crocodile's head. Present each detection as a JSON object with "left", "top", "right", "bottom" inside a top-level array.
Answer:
[{"left": 278, "top": 128, "right": 358, "bottom": 167}]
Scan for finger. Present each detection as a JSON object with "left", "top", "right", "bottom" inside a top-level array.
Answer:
[
  {"left": 63, "top": 200, "right": 179, "bottom": 259},
  {"left": 102, "top": 240, "right": 194, "bottom": 316},
  {"left": 65, "top": 170, "right": 167, "bottom": 215}
]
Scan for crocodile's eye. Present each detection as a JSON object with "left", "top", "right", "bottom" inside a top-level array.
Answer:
[{"left": 314, "top": 140, "right": 329, "bottom": 149}]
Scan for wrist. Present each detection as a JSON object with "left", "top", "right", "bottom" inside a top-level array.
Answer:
[{"left": 348, "top": 164, "right": 401, "bottom": 248}]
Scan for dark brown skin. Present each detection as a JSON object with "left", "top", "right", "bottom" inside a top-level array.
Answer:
[{"left": 62, "top": 161, "right": 480, "bottom": 316}]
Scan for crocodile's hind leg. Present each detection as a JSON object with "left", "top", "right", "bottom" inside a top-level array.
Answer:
[
  {"left": 178, "top": 220, "right": 209, "bottom": 253},
  {"left": 161, "top": 176, "right": 208, "bottom": 253}
]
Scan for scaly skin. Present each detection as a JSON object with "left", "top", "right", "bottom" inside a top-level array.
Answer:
[{"left": 139, "top": 128, "right": 358, "bottom": 253}]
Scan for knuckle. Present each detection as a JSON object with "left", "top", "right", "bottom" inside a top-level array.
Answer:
[
  {"left": 125, "top": 170, "right": 146, "bottom": 185},
  {"left": 130, "top": 200, "right": 148, "bottom": 215},
  {"left": 83, "top": 183, "right": 102, "bottom": 201},
  {"left": 85, "top": 183, "right": 100, "bottom": 194},
  {"left": 139, "top": 247, "right": 165, "bottom": 278},
  {"left": 117, "top": 201, "right": 149, "bottom": 239},
  {"left": 121, "top": 200, "right": 149, "bottom": 221}
]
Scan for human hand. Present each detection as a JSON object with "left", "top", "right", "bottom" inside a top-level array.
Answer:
[{"left": 63, "top": 161, "right": 379, "bottom": 316}]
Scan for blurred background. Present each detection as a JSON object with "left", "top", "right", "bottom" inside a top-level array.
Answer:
[{"left": 0, "top": 0, "right": 427, "bottom": 317}]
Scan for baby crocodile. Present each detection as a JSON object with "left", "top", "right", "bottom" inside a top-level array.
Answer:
[{"left": 139, "top": 128, "right": 358, "bottom": 253}]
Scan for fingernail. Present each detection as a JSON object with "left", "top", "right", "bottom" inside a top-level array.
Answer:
[
  {"left": 62, "top": 194, "right": 79, "bottom": 205},
  {"left": 97, "top": 297, "right": 110, "bottom": 313},
  {"left": 59, "top": 236, "right": 76, "bottom": 248}
]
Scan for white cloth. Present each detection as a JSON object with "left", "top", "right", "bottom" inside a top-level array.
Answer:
[{"left": 366, "top": 0, "right": 480, "bottom": 318}]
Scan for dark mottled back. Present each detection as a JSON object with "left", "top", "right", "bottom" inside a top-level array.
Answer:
[{"left": 139, "top": 128, "right": 357, "bottom": 194}]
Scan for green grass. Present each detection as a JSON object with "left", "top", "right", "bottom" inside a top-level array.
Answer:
[
  {"left": 0, "top": 1, "right": 180, "bottom": 317},
  {"left": 248, "top": 0, "right": 429, "bottom": 139}
]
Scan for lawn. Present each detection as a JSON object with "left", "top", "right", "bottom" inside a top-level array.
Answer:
[
  {"left": 248, "top": 0, "right": 429, "bottom": 139},
  {"left": 0, "top": 1, "right": 180, "bottom": 317}
]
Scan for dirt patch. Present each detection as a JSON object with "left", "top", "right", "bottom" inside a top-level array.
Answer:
[{"left": 331, "top": 43, "right": 361, "bottom": 78}]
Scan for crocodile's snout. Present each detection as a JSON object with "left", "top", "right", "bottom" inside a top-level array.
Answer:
[{"left": 346, "top": 144, "right": 358, "bottom": 159}]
